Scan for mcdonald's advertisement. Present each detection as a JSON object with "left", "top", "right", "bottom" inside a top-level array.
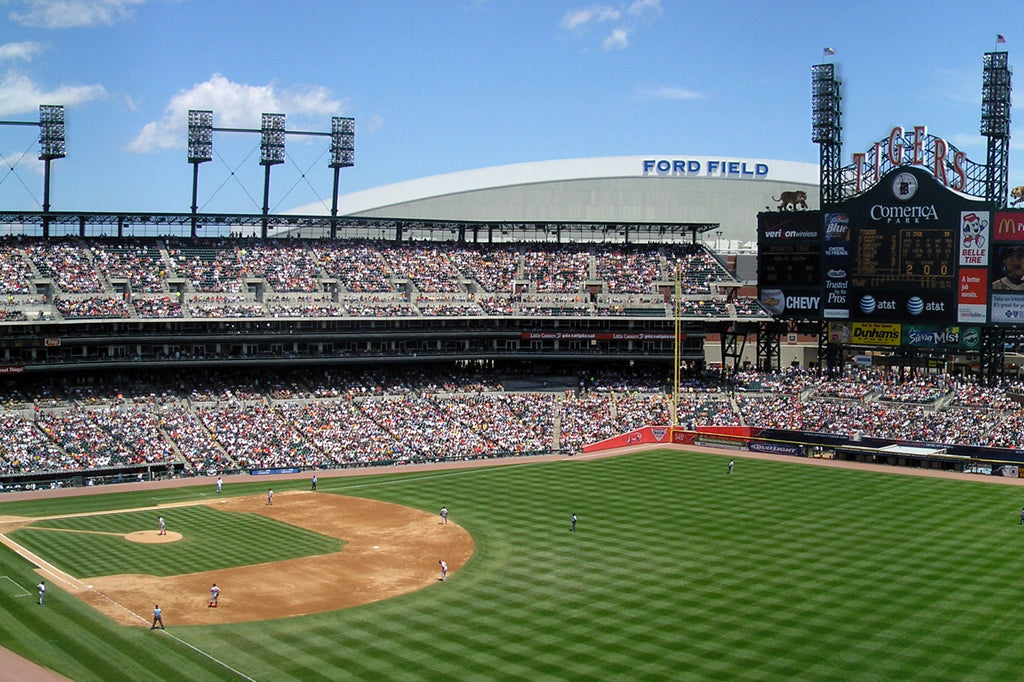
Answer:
[{"left": 991, "top": 212, "right": 1024, "bottom": 324}]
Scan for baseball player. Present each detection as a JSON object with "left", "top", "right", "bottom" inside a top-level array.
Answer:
[
  {"left": 571, "top": 513, "right": 577, "bottom": 532},
  {"left": 267, "top": 489, "right": 274, "bottom": 506},
  {"left": 37, "top": 579, "right": 45, "bottom": 605},
  {"left": 209, "top": 583, "right": 221, "bottom": 607},
  {"left": 158, "top": 516, "right": 166, "bottom": 535},
  {"left": 216, "top": 477, "right": 223, "bottom": 494},
  {"left": 440, "top": 506, "right": 448, "bottom": 525},
  {"left": 439, "top": 560, "right": 448, "bottom": 582}
]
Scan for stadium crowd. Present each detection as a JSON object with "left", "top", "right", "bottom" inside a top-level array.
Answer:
[
  {"left": 0, "top": 237, "right": 767, "bottom": 321},
  {"left": 2, "top": 366, "right": 1024, "bottom": 484}
]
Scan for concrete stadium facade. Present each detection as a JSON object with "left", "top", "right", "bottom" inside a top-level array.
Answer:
[{"left": 292, "top": 156, "right": 820, "bottom": 248}]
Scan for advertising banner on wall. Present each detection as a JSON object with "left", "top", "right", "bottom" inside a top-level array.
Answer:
[
  {"left": 902, "top": 324, "right": 981, "bottom": 350},
  {"left": 850, "top": 322, "right": 901, "bottom": 346},
  {"left": 990, "top": 212, "right": 1024, "bottom": 325}
]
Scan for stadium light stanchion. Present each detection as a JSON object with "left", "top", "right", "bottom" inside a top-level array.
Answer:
[
  {"left": 329, "top": 117, "right": 355, "bottom": 240},
  {"left": 38, "top": 105, "right": 66, "bottom": 239},
  {"left": 260, "top": 113, "right": 286, "bottom": 239},
  {"left": 187, "top": 110, "right": 214, "bottom": 238}
]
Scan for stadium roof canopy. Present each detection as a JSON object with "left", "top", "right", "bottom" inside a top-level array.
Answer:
[{"left": 286, "top": 155, "right": 820, "bottom": 247}]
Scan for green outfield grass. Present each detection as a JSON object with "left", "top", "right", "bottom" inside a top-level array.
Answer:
[
  {"left": 2, "top": 450, "right": 1024, "bottom": 681},
  {"left": 10, "top": 506, "right": 344, "bottom": 577}
]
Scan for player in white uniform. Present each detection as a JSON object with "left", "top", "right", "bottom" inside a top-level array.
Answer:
[
  {"left": 209, "top": 583, "right": 221, "bottom": 607},
  {"left": 439, "top": 560, "right": 448, "bottom": 581}
]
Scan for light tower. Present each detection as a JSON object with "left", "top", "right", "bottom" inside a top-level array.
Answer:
[
  {"left": 981, "top": 50, "right": 1012, "bottom": 206},
  {"left": 260, "top": 113, "right": 286, "bottom": 239},
  {"left": 38, "top": 105, "right": 66, "bottom": 239},
  {"left": 329, "top": 117, "right": 355, "bottom": 239},
  {"left": 187, "top": 110, "right": 214, "bottom": 237},
  {"left": 811, "top": 63, "right": 842, "bottom": 206}
]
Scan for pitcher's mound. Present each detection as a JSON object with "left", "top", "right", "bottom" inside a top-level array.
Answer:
[{"left": 126, "top": 530, "right": 183, "bottom": 544}]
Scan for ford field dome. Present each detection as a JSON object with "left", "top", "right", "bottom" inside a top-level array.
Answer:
[{"left": 285, "top": 156, "right": 820, "bottom": 248}]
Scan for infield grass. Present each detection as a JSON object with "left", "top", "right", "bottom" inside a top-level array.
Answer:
[
  {"left": 10, "top": 506, "right": 343, "bottom": 576},
  {"left": 2, "top": 450, "right": 1024, "bottom": 681}
]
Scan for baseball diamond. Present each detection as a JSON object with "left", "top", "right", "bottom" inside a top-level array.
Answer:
[{"left": 4, "top": 445, "right": 1024, "bottom": 681}]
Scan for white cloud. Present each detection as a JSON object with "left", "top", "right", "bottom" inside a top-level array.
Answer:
[
  {"left": 627, "top": 0, "right": 661, "bottom": 19},
  {"left": 128, "top": 74, "right": 348, "bottom": 153},
  {"left": 0, "top": 70, "right": 106, "bottom": 116},
  {"left": 8, "top": 0, "right": 145, "bottom": 29},
  {"left": 0, "top": 42, "right": 44, "bottom": 62},
  {"left": 365, "top": 114, "right": 384, "bottom": 134},
  {"left": 561, "top": 0, "right": 660, "bottom": 50},
  {"left": 945, "top": 133, "right": 985, "bottom": 150},
  {"left": 637, "top": 85, "right": 703, "bottom": 101},
  {"left": 560, "top": 5, "right": 620, "bottom": 31},
  {"left": 603, "top": 28, "right": 629, "bottom": 50}
]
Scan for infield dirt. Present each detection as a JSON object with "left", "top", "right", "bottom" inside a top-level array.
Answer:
[{"left": 69, "top": 491, "right": 474, "bottom": 626}]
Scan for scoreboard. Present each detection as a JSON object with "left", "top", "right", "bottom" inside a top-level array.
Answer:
[
  {"left": 850, "top": 227, "right": 956, "bottom": 289},
  {"left": 758, "top": 165, "right": 1002, "bottom": 327},
  {"left": 756, "top": 212, "right": 822, "bottom": 317}
]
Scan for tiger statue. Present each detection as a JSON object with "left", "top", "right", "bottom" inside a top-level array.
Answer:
[
  {"left": 772, "top": 190, "right": 808, "bottom": 211},
  {"left": 1010, "top": 185, "right": 1024, "bottom": 206}
]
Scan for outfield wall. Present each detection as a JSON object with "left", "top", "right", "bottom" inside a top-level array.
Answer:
[{"left": 583, "top": 425, "right": 1024, "bottom": 478}]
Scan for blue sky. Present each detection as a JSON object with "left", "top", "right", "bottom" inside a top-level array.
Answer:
[{"left": 0, "top": 0, "right": 1021, "bottom": 215}]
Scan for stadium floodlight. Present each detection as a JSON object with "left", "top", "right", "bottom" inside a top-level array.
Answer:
[
  {"left": 330, "top": 117, "right": 355, "bottom": 168},
  {"left": 328, "top": 117, "right": 356, "bottom": 238},
  {"left": 260, "top": 113, "right": 286, "bottom": 165},
  {"left": 187, "top": 109, "right": 214, "bottom": 163},
  {"left": 38, "top": 105, "right": 66, "bottom": 160},
  {"left": 981, "top": 51, "right": 1012, "bottom": 206}
]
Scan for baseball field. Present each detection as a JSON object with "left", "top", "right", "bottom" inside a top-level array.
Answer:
[{"left": 2, "top": 448, "right": 1024, "bottom": 681}]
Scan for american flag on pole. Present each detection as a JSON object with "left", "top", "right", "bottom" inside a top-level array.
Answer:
[
  {"left": 997, "top": 34, "right": 1007, "bottom": 44},
  {"left": 823, "top": 46, "right": 835, "bottom": 57}
]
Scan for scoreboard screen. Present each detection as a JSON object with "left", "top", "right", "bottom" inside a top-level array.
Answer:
[
  {"left": 759, "top": 242, "right": 820, "bottom": 287},
  {"left": 850, "top": 226, "right": 956, "bottom": 290}
]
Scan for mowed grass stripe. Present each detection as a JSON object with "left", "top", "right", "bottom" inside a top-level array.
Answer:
[
  {"left": 3, "top": 450, "right": 1024, "bottom": 680},
  {"left": 9, "top": 505, "right": 343, "bottom": 577}
]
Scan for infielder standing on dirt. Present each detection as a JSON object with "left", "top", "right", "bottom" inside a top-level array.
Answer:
[
  {"left": 209, "top": 583, "right": 221, "bottom": 607},
  {"left": 151, "top": 605, "right": 165, "bottom": 629},
  {"left": 267, "top": 489, "right": 273, "bottom": 506},
  {"left": 439, "top": 560, "right": 448, "bottom": 581},
  {"left": 440, "top": 506, "right": 448, "bottom": 525}
]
